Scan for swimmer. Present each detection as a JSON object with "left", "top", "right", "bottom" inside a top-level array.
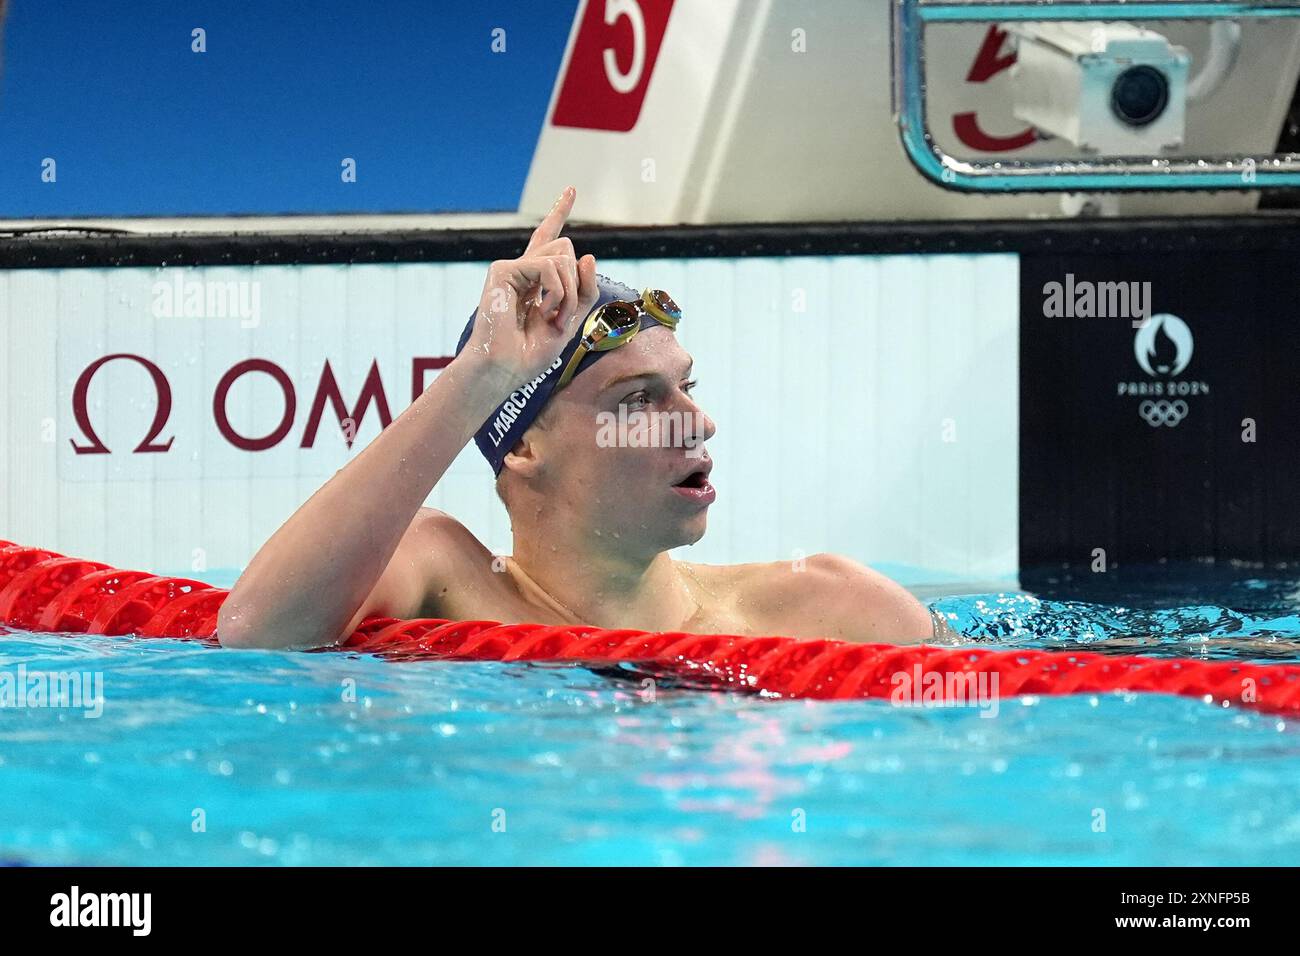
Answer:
[{"left": 218, "top": 187, "right": 946, "bottom": 650}]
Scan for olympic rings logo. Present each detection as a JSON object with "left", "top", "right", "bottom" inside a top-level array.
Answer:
[{"left": 1139, "top": 400, "right": 1188, "bottom": 427}]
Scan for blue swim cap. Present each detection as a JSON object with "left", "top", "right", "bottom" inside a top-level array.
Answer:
[{"left": 453, "top": 274, "right": 670, "bottom": 476}]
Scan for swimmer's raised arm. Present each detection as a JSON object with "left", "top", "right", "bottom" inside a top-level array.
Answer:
[{"left": 218, "top": 186, "right": 599, "bottom": 650}]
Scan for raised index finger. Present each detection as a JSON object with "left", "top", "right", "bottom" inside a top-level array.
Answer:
[{"left": 524, "top": 185, "right": 576, "bottom": 254}]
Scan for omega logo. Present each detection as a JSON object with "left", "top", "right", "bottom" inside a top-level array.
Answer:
[{"left": 69, "top": 354, "right": 451, "bottom": 455}]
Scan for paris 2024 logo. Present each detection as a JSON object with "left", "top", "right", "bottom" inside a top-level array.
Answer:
[{"left": 1118, "top": 314, "right": 1209, "bottom": 428}]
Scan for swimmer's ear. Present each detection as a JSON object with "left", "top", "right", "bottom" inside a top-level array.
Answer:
[{"left": 501, "top": 433, "right": 545, "bottom": 481}]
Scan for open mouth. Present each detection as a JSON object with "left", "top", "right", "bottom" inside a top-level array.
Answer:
[
  {"left": 673, "top": 470, "right": 709, "bottom": 489},
  {"left": 670, "top": 467, "right": 716, "bottom": 504}
]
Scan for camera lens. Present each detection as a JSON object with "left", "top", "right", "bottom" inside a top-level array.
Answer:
[{"left": 1111, "top": 65, "right": 1169, "bottom": 127}]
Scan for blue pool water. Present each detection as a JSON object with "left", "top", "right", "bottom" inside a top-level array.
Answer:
[{"left": 1, "top": 561, "right": 1298, "bottom": 866}]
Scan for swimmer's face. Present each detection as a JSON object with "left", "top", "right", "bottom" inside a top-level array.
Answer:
[{"left": 531, "top": 327, "right": 716, "bottom": 552}]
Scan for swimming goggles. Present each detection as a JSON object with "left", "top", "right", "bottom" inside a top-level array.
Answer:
[{"left": 553, "top": 288, "right": 681, "bottom": 392}]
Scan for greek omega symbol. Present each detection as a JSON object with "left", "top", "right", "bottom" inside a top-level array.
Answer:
[
  {"left": 70, "top": 353, "right": 175, "bottom": 454},
  {"left": 1139, "top": 399, "right": 1188, "bottom": 428}
]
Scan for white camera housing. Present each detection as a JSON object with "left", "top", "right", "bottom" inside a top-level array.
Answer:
[{"left": 1008, "top": 22, "right": 1190, "bottom": 155}]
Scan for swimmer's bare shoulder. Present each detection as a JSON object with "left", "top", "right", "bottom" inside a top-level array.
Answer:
[
  {"left": 342, "top": 507, "right": 494, "bottom": 631},
  {"left": 696, "top": 553, "right": 936, "bottom": 645},
  {"left": 412, "top": 507, "right": 513, "bottom": 617}
]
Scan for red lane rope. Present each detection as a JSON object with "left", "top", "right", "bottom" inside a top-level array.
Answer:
[{"left": 1, "top": 542, "right": 1298, "bottom": 714}]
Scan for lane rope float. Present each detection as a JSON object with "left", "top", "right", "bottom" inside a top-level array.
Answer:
[{"left": 2, "top": 541, "right": 1298, "bottom": 714}]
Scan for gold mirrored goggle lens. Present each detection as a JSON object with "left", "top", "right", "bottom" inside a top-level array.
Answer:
[
  {"left": 554, "top": 290, "right": 682, "bottom": 391},
  {"left": 641, "top": 289, "right": 681, "bottom": 328},
  {"left": 586, "top": 301, "right": 641, "bottom": 350}
]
